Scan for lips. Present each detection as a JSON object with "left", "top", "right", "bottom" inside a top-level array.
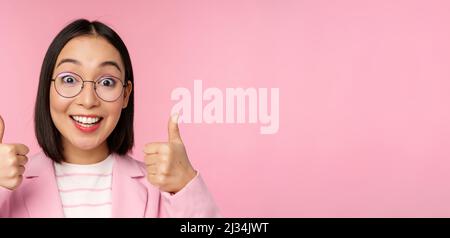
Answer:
[{"left": 69, "top": 115, "right": 104, "bottom": 132}]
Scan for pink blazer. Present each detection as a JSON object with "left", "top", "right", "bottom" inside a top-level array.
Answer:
[{"left": 0, "top": 151, "right": 220, "bottom": 218}]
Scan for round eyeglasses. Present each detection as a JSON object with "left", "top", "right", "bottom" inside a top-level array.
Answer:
[{"left": 51, "top": 72, "right": 127, "bottom": 102}]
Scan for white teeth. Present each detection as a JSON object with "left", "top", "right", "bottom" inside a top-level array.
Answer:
[{"left": 72, "top": 116, "right": 101, "bottom": 124}]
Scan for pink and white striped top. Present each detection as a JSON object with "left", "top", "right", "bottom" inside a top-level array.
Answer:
[{"left": 53, "top": 154, "right": 114, "bottom": 218}]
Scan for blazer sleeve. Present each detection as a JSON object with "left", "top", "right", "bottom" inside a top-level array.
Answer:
[
  {"left": 0, "top": 186, "right": 12, "bottom": 217},
  {"left": 158, "top": 172, "right": 221, "bottom": 218}
]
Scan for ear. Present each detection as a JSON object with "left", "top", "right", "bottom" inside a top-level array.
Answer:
[{"left": 122, "top": 80, "right": 133, "bottom": 109}]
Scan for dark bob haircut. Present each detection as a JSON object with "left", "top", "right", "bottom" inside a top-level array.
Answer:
[{"left": 35, "top": 19, "right": 134, "bottom": 163}]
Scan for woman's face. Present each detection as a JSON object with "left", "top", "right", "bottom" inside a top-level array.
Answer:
[{"left": 50, "top": 35, "right": 132, "bottom": 152}]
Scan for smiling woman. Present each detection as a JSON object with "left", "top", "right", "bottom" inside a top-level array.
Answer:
[
  {"left": 47, "top": 35, "right": 131, "bottom": 164},
  {"left": 36, "top": 20, "right": 134, "bottom": 164},
  {"left": 0, "top": 19, "right": 220, "bottom": 218}
]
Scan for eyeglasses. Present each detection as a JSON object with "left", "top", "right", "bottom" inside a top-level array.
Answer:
[{"left": 51, "top": 72, "right": 127, "bottom": 102}]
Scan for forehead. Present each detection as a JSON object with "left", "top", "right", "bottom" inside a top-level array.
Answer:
[{"left": 56, "top": 35, "right": 124, "bottom": 69}]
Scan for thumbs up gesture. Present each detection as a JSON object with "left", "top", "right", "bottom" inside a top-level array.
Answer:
[
  {"left": 0, "top": 116, "right": 29, "bottom": 190},
  {"left": 143, "top": 114, "right": 197, "bottom": 194}
]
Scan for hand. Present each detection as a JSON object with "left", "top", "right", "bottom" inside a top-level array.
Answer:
[
  {"left": 143, "top": 114, "right": 197, "bottom": 194},
  {"left": 0, "top": 115, "right": 29, "bottom": 190}
]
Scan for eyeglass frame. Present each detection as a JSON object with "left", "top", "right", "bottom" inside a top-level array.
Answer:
[{"left": 50, "top": 71, "right": 128, "bottom": 102}]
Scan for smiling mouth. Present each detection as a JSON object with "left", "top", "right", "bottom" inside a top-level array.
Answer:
[{"left": 69, "top": 115, "right": 104, "bottom": 127}]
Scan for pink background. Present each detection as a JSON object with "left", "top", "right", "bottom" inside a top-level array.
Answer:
[{"left": 1, "top": 0, "right": 450, "bottom": 217}]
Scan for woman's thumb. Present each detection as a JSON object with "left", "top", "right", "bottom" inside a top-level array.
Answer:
[{"left": 0, "top": 115, "right": 4, "bottom": 143}]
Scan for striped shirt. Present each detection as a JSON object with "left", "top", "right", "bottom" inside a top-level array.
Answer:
[{"left": 54, "top": 154, "right": 114, "bottom": 218}]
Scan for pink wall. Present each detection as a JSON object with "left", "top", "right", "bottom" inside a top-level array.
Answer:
[{"left": 1, "top": 0, "right": 450, "bottom": 217}]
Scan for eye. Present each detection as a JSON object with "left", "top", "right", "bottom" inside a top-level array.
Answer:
[
  {"left": 61, "top": 75, "right": 79, "bottom": 85},
  {"left": 98, "top": 77, "right": 117, "bottom": 87}
]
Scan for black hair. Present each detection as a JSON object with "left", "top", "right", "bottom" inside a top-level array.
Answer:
[{"left": 34, "top": 19, "right": 134, "bottom": 163}]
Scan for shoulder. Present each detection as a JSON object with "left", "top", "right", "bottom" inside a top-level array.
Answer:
[
  {"left": 114, "top": 153, "right": 145, "bottom": 167},
  {"left": 28, "top": 150, "right": 48, "bottom": 163},
  {"left": 24, "top": 151, "right": 53, "bottom": 178},
  {"left": 25, "top": 151, "right": 147, "bottom": 177},
  {"left": 112, "top": 153, "right": 147, "bottom": 177}
]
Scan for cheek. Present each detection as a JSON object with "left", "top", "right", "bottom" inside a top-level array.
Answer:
[
  {"left": 49, "top": 88, "right": 71, "bottom": 125},
  {"left": 105, "top": 101, "right": 125, "bottom": 127},
  {"left": 100, "top": 104, "right": 124, "bottom": 140}
]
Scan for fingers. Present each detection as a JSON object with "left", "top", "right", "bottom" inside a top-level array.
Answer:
[
  {"left": 143, "top": 153, "right": 159, "bottom": 166},
  {"left": 143, "top": 114, "right": 192, "bottom": 193},
  {"left": 0, "top": 115, "right": 4, "bottom": 143},
  {"left": 144, "top": 153, "right": 170, "bottom": 176},
  {"left": 143, "top": 142, "right": 169, "bottom": 154},
  {"left": 16, "top": 155, "right": 28, "bottom": 166},
  {"left": 0, "top": 119, "right": 29, "bottom": 190},
  {"left": 168, "top": 113, "right": 182, "bottom": 143},
  {"left": 15, "top": 165, "right": 25, "bottom": 177},
  {"left": 10, "top": 144, "right": 30, "bottom": 156},
  {"left": 146, "top": 165, "right": 158, "bottom": 175},
  {"left": 0, "top": 144, "right": 30, "bottom": 156},
  {"left": 4, "top": 155, "right": 28, "bottom": 167}
]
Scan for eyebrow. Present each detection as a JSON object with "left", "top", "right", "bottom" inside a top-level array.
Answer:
[
  {"left": 99, "top": 61, "right": 122, "bottom": 73},
  {"left": 56, "top": 58, "right": 80, "bottom": 67},
  {"left": 56, "top": 58, "right": 122, "bottom": 72}
]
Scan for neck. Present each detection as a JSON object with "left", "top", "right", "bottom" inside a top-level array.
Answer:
[{"left": 62, "top": 139, "right": 109, "bottom": 165}]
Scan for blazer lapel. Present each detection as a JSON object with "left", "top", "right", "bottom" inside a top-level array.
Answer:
[
  {"left": 111, "top": 154, "right": 148, "bottom": 218},
  {"left": 22, "top": 152, "right": 150, "bottom": 218},
  {"left": 23, "top": 152, "right": 64, "bottom": 218}
]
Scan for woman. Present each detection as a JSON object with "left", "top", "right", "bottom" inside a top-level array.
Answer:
[{"left": 0, "top": 19, "right": 219, "bottom": 218}]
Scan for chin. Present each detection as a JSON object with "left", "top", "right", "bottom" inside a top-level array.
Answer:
[{"left": 70, "top": 137, "right": 104, "bottom": 151}]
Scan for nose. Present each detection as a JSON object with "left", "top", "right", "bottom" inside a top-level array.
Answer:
[{"left": 75, "top": 81, "right": 100, "bottom": 108}]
